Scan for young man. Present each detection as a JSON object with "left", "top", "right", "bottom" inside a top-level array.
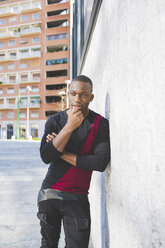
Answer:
[{"left": 37, "top": 75, "right": 110, "bottom": 248}]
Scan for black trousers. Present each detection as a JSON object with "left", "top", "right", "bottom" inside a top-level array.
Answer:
[{"left": 37, "top": 199, "right": 91, "bottom": 248}]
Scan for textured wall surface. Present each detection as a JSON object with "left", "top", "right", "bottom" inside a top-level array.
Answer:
[{"left": 81, "top": 0, "right": 165, "bottom": 247}]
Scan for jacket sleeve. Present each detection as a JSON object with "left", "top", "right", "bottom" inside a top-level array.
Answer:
[
  {"left": 40, "top": 116, "right": 63, "bottom": 164},
  {"left": 76, "top": 118, "right": 110, "bottom": 172}
]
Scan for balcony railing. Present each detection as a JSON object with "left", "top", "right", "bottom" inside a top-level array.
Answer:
[
  {"left": 0, "top": 103, "right": 17, "bottom": 109},
  {"left": 0, "top": 7, "right": 14, "bottom": 17},
  {"left": 0, "top": 54, "right": 17, "bottom": 62},
  {"left": 21, "top": 3, "right": 41, "bottom": 12},
  {"left": 0, "top": 30, "right": 15, "bottom": 39},
  {"left": 19, "top": 77, "right": 40, "bottom": 83},
  {"left": 20, "top": 27, "right": 41, "bottom": 36},
  {"left": 20, "top": 102, "right": 40, "bottom": 108},
  {"left": 19, "top": 51, "right": 41, "bottom": 60}
]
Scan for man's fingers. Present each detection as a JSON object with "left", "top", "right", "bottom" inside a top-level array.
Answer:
[
  {"left": 46, "top": 134, "right": 55, "bottom": 141},
  {"left": 52, "top": 132, "right": 57, "bottom": 136}
]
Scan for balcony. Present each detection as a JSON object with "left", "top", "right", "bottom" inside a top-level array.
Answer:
[
  {"left": 20, "top": 27, "right": 41, "bottom": 36},
  {"left": 0, "top": 103, "right": 17, "bottom": 109},
  {"left": 0, "top": 54, "right": 17, "bottom": 63},
  {"left": 0, "top": 78, "right": 17, "bottom": 85},
  {"left": 0, "top": 30, "right": 16, "bottom": 40},
  {"left": 21, "top": 3, "right": 41, "bottom": 13},
  {"left": 0, "top": 7, "right": 14, "bottom": 17},
  {"left": 19, "top": 51, "right": 41, "bottom": 60},
  {"left": 19, "top": 76, "right": 40, "bottom": 84},
  {"left": 20, "top": 102, "right": 40, "bottom": 108}
]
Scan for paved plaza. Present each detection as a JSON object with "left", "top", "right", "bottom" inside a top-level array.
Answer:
[{"left": 0, "top": 140, "right": 65, "bottom": 248}]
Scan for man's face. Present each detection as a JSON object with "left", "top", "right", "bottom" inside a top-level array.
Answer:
[{"left": 68, "top": 80, "right": 94, "bottom": 114}]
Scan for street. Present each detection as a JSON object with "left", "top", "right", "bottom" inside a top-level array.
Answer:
[{"left": 0, "top": 140, "right": 65, "bottom": 248}]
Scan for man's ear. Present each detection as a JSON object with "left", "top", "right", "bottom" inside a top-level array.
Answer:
[{"left": 90, "top": 94, "right": 94, "bottom": 102}]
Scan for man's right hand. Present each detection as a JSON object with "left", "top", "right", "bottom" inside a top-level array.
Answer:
[{"left": 66, "top": 108, "right": 84, "bottom": 131}]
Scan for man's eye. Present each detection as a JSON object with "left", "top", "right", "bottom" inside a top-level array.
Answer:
[
  {"left": 70, "top": 92, "right": 76, "bottom": 96},
  {"left": 81, "top": 93, "right": 88, "bottom": 97}
]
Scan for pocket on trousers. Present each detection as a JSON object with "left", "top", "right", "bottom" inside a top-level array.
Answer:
[
  {"left": 37, "top": 212, "right": 47, "bottom": 224},
  {"left": 75, "top": 217, "right": 89, "bottom": 231},
  {"left": 37, "top": 200, "right": 48, "bottom": 224}
]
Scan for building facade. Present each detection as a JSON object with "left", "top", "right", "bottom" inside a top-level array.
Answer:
[{"left": 0, "top": 0, "right": 70, "bottom": 139}]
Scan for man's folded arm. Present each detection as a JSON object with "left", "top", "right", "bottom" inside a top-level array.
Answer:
[
  {"left": 40, "top": 117, "right": 62, "bottom": 164},
  {"left": 76, "top": 141, "right": 110, "bottom": 172},
  {"left": 61, "top": 119, "right": 110, "bottom": 172}
]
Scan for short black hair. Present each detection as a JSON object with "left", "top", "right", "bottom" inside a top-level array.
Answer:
[{"left": 71, "top": 75, "right": 93, "bottom": 92}]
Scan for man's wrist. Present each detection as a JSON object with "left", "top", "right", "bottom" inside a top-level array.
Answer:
[{"left": 64, "top": 123, "right": 74, "bottom": 133}]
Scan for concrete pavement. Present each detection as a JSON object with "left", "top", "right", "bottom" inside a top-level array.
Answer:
[
  {"left": 0, "top": 140, "right": 65, "bottom": 248},
  {"left": 0, "top": 140, "right": 93, "bottom": 248}
]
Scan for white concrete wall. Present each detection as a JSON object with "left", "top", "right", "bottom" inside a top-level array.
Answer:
[{"left": 81, "top": 0, "right": 165, "bottom": 247}]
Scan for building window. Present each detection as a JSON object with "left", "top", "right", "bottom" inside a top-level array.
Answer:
[
  {"left": 31, "top": 124, "right": 38, "bottom": 138},
  {"left": 46, "top": 70, "right": 67, "bottom": 78},
  {"left": 21, "top": 15, "right": 28, "bottom": 21},
  {"left": 20, "top": 74, "right": 28, "bottom": 82},
  {"left": 31, "top": 111, "right": 39, "bottom": 118},
  {"left": 0, "top": 42, "right": 4, "bottom": 47},
  {"left": 47, "top": 19, "right": 68, "bottom": 28},
  {"left": 20, "top": 112, "right": 26, "bottom": 118},
  {"left": 0, "top": 88, "right": 3, "bottom": 94},
  {"left": 7, "top": 98, "right": 15, "bottom": 105},
  {"left": 31, "top": 47, "right": 40, "bottom": 55},
  {"left": 32, "top": 37, "right": 40, "bottom": 43},
  {"left": 46, "top": 58, "right": 68, "bottom": 65},
  {"left": 9, "top": 16, "right": 17, "bottom": 23},
  {"left": 13, "top": 6, "right": 19, "bottom": 12},
  {"left": 30, "top": 97, "right": 40, "bottom": 106},
  {"left": 0, "top": 54, "right": 5, "bottom": 60},
  {"left": 32, "top": 86, "right": 39, "bottom": 92},
  {"left": 8, "top": 64, "right": 15, "bottom": 70},
  {"left": 20, "top": 38, "right": 28, "bottom": 44},
  {"left": 20, "top": 63, "right": 27, "bottom": 68},
  {"left": 20, "top": 98, "right": 27, "bottom": 107},
  {"left": 32, "top": 13, "right": 40, "bottom": 19},
  {"left": 9, "top": 40, "right": 16, "bottom": 46},
  {"left": 8, "top": 75, "right": 16, "bottom": 84},
  {"left": 45, "top": 110, "right": 58, "bottom": 117},
  {"left": 20, "top": 87, "right": 26, "bottom": 93},
  {"left": 9, "top": 52, "right": 17, "bottom": 59},
  {"left": 47, "top": 0, "right": 68, "bottom": 4},
  {"left": 7, "top": 88, "right": 15, "bottom": 94},
  {"left": 47, "top": 44, "right": 68, "bottom": 53},
  {"left": 46, "top": 95, "right": 61, "bottom": 103},
  {"left": 0, "top": 19, "right": 5, "bottom": 25},
  {"left": 0, "top": 65, "right": 4, "bottom": 70},
  {"left": 20, "top": 49, "right": 29, "bottom": 57},
  {"left": 7, "top": 112, "right": 14, "bottom": 118},
  {"left": 46, "top": 33, "right": 68, "bottom": 41},
  {"left": 47, "top": 9, "right": 68, "bottom": 17},
  {"left": 46, "top": 84, "right": 66, "bottom": 90},
  {"left": 32, "top": 73, "right": 40, "bottom": 80}
]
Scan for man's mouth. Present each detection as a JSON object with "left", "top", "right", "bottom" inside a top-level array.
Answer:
[{"left": 72, "top": 105, "right": 82, "bottom": 109}]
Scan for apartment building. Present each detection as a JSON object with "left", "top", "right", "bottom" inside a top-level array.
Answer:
[{"left": 0, "top": 0, "right": 70, "bottom": 139}]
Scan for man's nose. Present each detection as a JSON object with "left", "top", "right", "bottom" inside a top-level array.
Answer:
[{"left": 75, "top": 93, "right": 81, "bottom": 102}]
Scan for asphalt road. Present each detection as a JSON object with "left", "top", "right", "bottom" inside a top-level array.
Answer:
[{"left": 0, "top": 140, "right": 65, "bottom": 248}]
